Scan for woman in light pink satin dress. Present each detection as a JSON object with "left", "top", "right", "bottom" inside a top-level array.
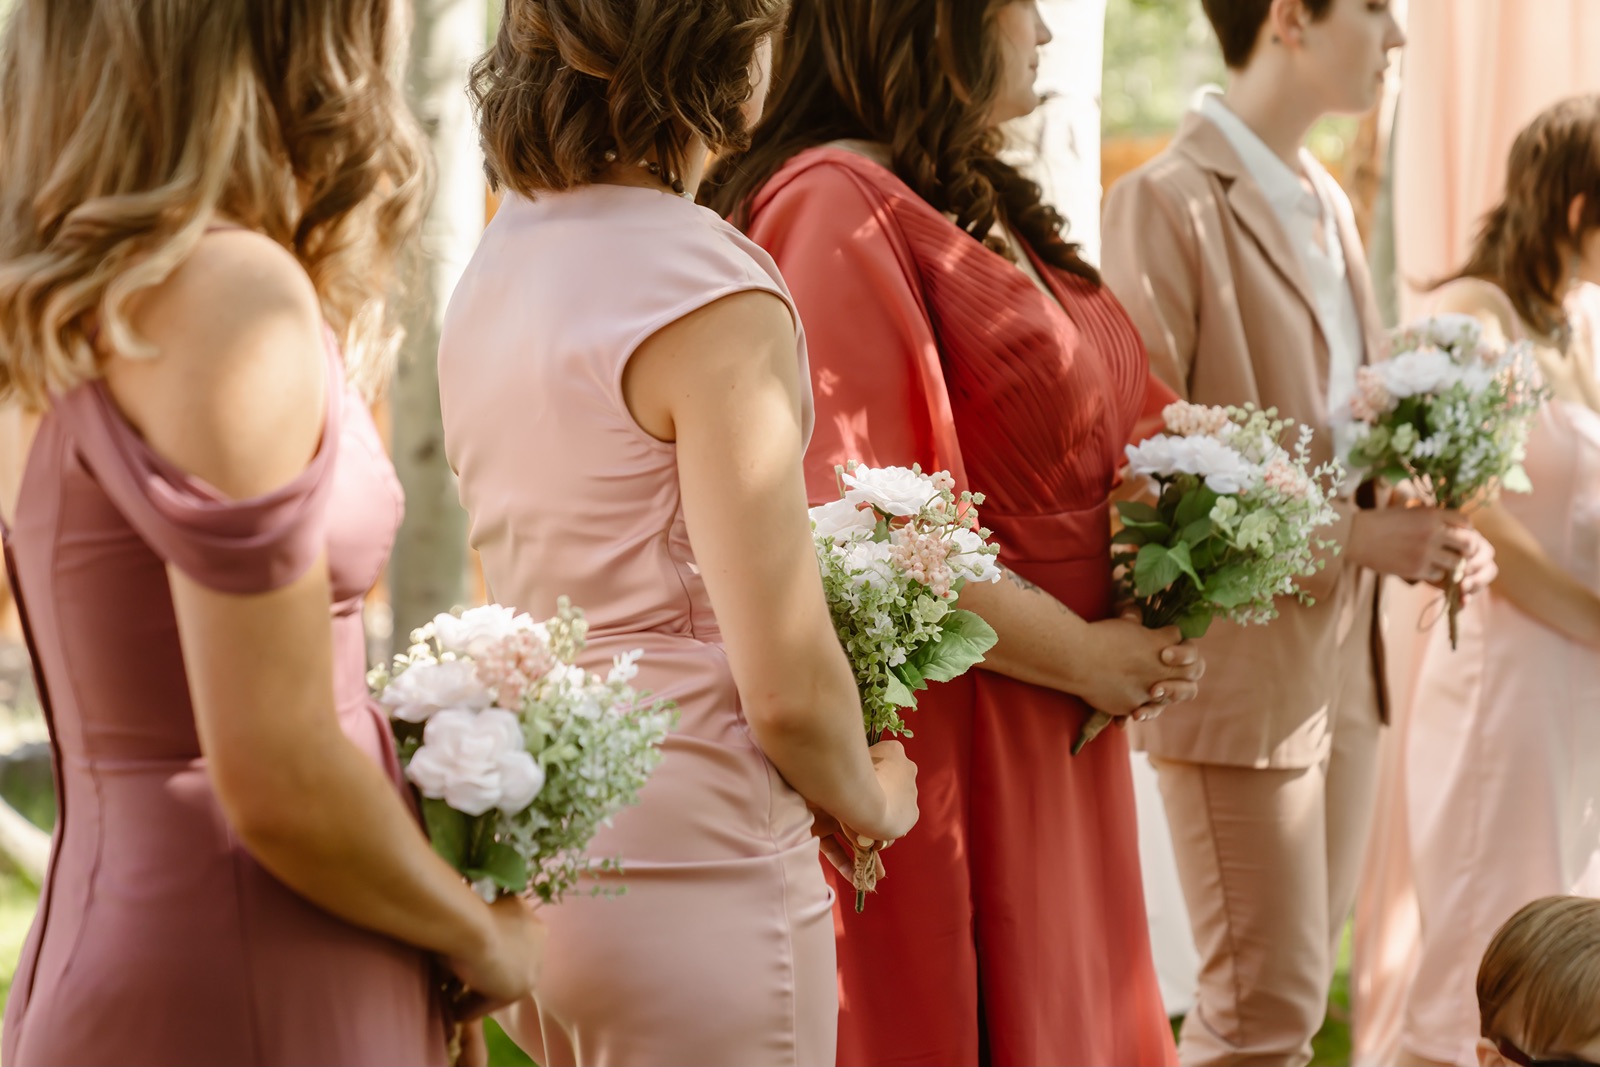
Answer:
[
  {"left": 1357, "top": 97, "right": 1600, "bottom": 1067},
  {"left": 438, "top": 3, "right": 920, "bottom": 1065},
  {"left": 0, "top": 1, "right": 544, "bottom": 1064}
]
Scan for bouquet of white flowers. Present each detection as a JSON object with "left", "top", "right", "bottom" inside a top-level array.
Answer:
[
  {"left": 811, "top": 462, "right": 1001, "bottom": 909},
  {"left": 1340, "top": 313, "right": 1546, "bottom": 646},
  {"left": 1074, "top": 402, "right": 1342, "bottom": 754},
  {"left": 370, "top": 601, "right": 674, "bottom": 905}
]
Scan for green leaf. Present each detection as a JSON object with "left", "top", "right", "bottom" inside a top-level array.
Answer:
[
  {"left": 1174, "top": 486, "right": 1220, "bottom": 529},
  {"left": 882, "top": 672, "right": 918, "bottom": 708},
  {"left": 1380, "top": 464, "right": 1413, "bottom": 485},
  {"left": 1205, "top": 564, "right": 1255, "bottom": 609},
  {"left": 919, "top": 609, "right": 999, "bottom": 683},
  {"left": 421, "top": 797, "right": 471, "bottom": 870},
  {"left": 1501, "top": 464, "right": 1533, "bottom": 494},
  {"left": 1133, "top": 543, "right": 1183, "bottom": 598},
  {"left": 1116, "top": 499, "right": 1163, "bottom": 525},
  {"left": 1177, "top": 606, "right": 1215, "bottom": 640},
  {"left": 1189, "top": 538, "right": 1222, "bottom": 572},
  {"left": 466, "top": 842, "right": 530, "bottom": 892},
  {"left": 1167, "top": 541, "right": 1203, "bottom": 588},
  {"left": 1112, "top": 526, "right": 1152, "bottom": 546},
  {"left": 1121, "top": 516, "right": 1171, "bottom": 539},
  {"left": 1180, "top": 517, "right": 1215, "bottom": 545},
  {"left": 893, "top": 661, "right": 929, "bottom": 693}
]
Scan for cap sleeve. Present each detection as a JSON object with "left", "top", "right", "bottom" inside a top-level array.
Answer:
[
  {"left": 56, "top": 342, "right": 343, "bottom": 595},
  {"left": 747, "top": 155, "right": 969, "bottom": 503}
]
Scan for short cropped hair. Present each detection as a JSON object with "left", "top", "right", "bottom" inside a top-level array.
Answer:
[
  {"left": 1201, "top": 0, "right": 1334, "bottom": 69},
  {"left": 469, "top": 0, "right": 785, "bottom": 197},
  {"left": 1478, "top": 896, "right": 1600, "bottom": 1056}
]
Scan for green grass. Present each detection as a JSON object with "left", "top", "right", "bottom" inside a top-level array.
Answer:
[{"left": 0, "top": 869, "right": 38, "bottom": 1017}]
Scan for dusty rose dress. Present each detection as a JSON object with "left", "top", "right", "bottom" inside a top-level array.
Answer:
[
  {"left": 0, "top": 337, "right": 448, "bottom": 1066},
  {"left": 437, "top": 184, "right": 835, "bottom": 1067}
]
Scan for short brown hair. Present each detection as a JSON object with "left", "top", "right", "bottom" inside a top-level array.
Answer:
[
  {"left": 469, "top": 0, "right": 785, "bottom": 197},
  {"left": 1201, "top": 0, "right": 1334, "bottom": 69},
  {"left": 1478, "top": 896, "right": 1600, "bottom": 1056},
  {"left": 1437, "top": 95, "right": 1600, "bottom": 345}
]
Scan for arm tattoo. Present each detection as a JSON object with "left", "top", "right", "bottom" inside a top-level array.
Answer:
[{"left": 1003, "top": 567, "right": 1043, "bottom": 594}]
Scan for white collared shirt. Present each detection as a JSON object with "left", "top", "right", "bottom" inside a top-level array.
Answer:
[{"left": 1196, "top": 90, "right": 1366, "bottom": 462}]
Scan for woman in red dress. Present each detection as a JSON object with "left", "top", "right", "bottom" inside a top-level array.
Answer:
[{"left": 706, "top": 2, "right": 1201, "bottom": 1064}]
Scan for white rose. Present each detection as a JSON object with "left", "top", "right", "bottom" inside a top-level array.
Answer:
[
  {"left": 1183, "top": 437, "right": 1259, "bottom": 495},
  {"left": 406, "top": 708, "right": 545, "bottom": 817},
  {"left": 841, "top": 465, "right": 942, "bottom": 517},
  {"left": 1380, "top": 348, "right": 1461, "bottom": 398},
  {"left": 381, "top": 659, "right": 493, "bottom": 723},
  {"left": 430, "top": 605, "right": 539, "bottom": 658},
  {"left": 1414, "top": 313, "right": 1483, "bottom": 352},
  {"left": 809, "top": 498, "right": 879, "bottom": 542},
  {"left": 1125, "top": 435, "right": 1181, "bottom": 479},
  {"left": 841, "top": 539, "right": 898, "bottom": 589},
  {"left": 1129, "top": 434, "right": 1256, "bottom": 494},
  {"left": 948, "top": 527, "right": 1001, "bottom": 583}
]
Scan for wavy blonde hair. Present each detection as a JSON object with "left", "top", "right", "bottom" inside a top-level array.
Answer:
[{"left": 0, "top": 0, "right": 429, "bottom": 408}]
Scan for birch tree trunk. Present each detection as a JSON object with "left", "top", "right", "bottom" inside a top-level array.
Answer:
[{"left": 389, "top": 0, "right": 484, "bottom": 649}]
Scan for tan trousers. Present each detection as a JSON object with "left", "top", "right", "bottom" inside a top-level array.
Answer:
[{"left": 1153, "top": 597, "right": 1383, "bottom": 1066}]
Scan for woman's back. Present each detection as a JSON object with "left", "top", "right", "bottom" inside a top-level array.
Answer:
[
  {"left": 1394, "top": 276, "right": 1600, "bottom": 1064},
  {"left": 1, "top": 323, "right": 443, "bottom": 1066},
  {"left": 438, "top": 184, "right": 840, "bottom": 1066},
  {"left": 440, "top": 185, "right": 810, "bottom": 645}
]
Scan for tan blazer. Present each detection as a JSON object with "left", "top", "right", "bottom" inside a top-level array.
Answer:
[{"left": 1100, "top": 111, "right": 1389, "bottom": 769}]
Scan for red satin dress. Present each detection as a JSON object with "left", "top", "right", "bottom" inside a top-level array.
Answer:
[{"left": 744, "top": 146, "right": 1178, "bottom": 1066}]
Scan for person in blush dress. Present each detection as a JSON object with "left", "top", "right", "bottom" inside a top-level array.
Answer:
[
  {"left": 437, "top": 3, "right": 920, "bottom": 1065},
  {"left": 0, "top": 2, "right": 545, "bottom": 1064},
  {"left": 1356, "top": 96, "right": 1600, "bottom": 1067},
  {"left": 705, "top": 2, "right": 1208, "bottom": 1063}
]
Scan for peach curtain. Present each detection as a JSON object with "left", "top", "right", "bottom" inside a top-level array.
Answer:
[
  {"left": 1395, "top": 0, "right": 1600, "bottom": 316},
  {"left": 1358, "top": 4, "right": 1600, "bottom": 1062}
]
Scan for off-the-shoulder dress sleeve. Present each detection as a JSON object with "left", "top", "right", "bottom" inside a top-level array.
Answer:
[
  {"left": 746, "top": 159, "right": 969, "bottom": 502},
  {"left": 54, "top": 344, "right": 342, "bottom": 596}
]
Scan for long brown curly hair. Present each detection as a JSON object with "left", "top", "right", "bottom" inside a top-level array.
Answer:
[
  {"left": 1436, "top": 95, "right": 1600, "bottom": 345},
  {"left": 702, "top": 0, "right": 1098, "bottom": 284},
  {"left": 470, "top": 0, "right": 786, "bottom": 198},
  {"left": 0, "top": 0, "right": 428, "bottom": 408}
]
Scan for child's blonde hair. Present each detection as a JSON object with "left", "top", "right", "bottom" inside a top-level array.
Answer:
[{"left": 1479, "top": 896, "right": 1600, "bottom": 1054}]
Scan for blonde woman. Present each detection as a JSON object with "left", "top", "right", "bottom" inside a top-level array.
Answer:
[{"left": 0, "top": 2, "right": 543, "bottom": 1063}]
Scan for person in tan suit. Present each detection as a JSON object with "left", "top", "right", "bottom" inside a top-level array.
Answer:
[{"left": 1100, "top": 1, "right": 1497, "bottom": 1063}]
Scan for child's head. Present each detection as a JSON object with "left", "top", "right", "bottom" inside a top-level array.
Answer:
[
  {"left": 1199, "top": 0, "right": 1403, "bottom": 116},
  {"left": 1477, "top": 896, "right": 1600, "bottom": 1067}
]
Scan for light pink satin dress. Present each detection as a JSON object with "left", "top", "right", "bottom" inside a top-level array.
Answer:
[
  {"left": 1360, "top": 281, "right": 1600, "bottom": 1065},
  {"left": 437, "top": 184, "right": 835, "bottom": 1067}
]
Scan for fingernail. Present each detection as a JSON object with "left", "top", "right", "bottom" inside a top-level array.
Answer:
[
  {"left": 857, "top": 834, "right": 873, "bottom": 847},
  {"left": 1153, "top": 688, "right": 1165, "bottom": 700}
]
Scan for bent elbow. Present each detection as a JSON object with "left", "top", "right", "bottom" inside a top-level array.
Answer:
[
  {"left": 208, "top": 760, "right": 321, "bottom": 862},
  {"left": 742, "top": 694, "right": 820, "bottom": 746}
]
